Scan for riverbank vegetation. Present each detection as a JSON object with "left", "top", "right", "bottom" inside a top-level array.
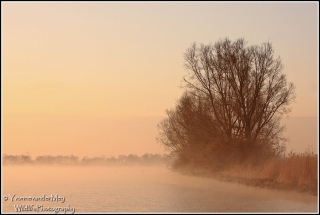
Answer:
[
  {"left": 178, "top": 149, "right": 317, "bottom": 195},
  {"left": 157, "top": 38, "right": 317, "bottom": 195}
]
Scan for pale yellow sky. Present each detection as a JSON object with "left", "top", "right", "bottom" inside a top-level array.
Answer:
[{"left": 2, "top": 2, "right": 318, "bottom": 157}]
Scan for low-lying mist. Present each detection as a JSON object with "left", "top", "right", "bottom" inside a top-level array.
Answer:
[{"left": 2, "top": 165, "right": 317, "bottom": 213}]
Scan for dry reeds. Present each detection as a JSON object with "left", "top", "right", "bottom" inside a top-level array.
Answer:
[
  {"left": 260, "top": 150, "right": 318, "bottom": 189},
  {"left": 220, "top": 148, "right": 318, "bottom": 194}
]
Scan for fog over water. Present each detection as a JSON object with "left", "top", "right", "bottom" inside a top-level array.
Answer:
[
  {"left": 2, "top": 166, "right": 317, "bottom": 213},
  {"left": 2, "top": 2, "right": 318, "bottom": 214}
]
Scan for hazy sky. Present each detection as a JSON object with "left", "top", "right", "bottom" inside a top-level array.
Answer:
[{"left": 2, "top": 2, "right": 318, "bottom": 157}]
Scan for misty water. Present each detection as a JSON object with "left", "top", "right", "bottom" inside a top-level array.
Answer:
[{"left": 2, "top": 166, "right": 317, "bottom": 213}]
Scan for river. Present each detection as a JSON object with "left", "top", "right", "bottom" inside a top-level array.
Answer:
[{"left": 2, "top": 166, "right": 318, "bottom": 213}]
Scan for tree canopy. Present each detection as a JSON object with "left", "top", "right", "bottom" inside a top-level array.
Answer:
[{"left": 158, "top": 38, "right": 295, "bottom": 170}]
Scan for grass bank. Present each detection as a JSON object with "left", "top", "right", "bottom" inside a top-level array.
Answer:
[{"left": 182, "top": 151, "right": 318, "bottom": 195}]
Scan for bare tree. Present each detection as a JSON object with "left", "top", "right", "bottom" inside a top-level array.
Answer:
[
  {"left": 158, "top": 92, "right": 230, "bottom": 170},
  {"left": 157, "top": 38, "right": 295, "bottom": 170},
  {"left": 182, "top": 38, "right": 295, "bottom": 157}
]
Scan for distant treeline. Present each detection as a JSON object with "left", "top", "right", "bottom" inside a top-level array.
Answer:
[{"left": 2, "top": 153, "right": 170, "bottom": 165}]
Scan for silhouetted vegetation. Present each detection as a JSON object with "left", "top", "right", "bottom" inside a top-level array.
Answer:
[
  {"left": 158, "top": 38, "right": 296, "bottom": 171},
  {"left": 157, "top": 38, "right": 318, "bottom": 194},
  {"left": 2, "top": 153, "right": 168, "bottom": 166},
  {"left": 201, "top": 149, "right": 318, "bottom": 195},
  {"left": 35, "top": 155, "right": 79, "bottom": 164},
  {"left": 2, "top": 154, "right": 33, "bottom": 164}
]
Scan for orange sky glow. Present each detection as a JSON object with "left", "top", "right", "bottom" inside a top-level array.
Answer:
[{"left": 2, "top": 2, "right": 318, "bottom": 157}]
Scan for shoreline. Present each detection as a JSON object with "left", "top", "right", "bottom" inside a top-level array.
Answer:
[{"left": 182, "top": 170, "right": 318, "bottom": 196}]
